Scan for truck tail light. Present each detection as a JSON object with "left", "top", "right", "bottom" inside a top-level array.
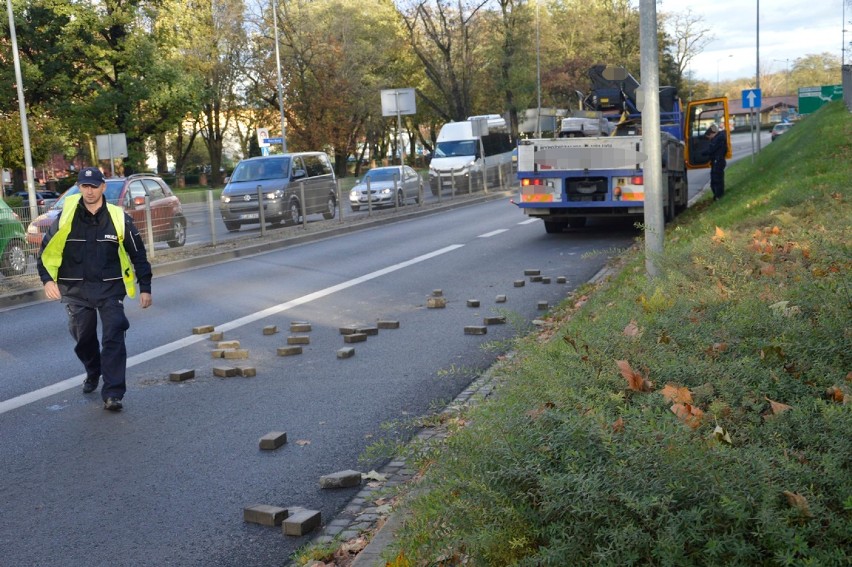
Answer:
[{"left": 631, "top": 176, "right": 643, "bottom": 185}]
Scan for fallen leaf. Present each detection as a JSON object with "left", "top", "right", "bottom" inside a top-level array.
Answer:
[
  {"left": 671, "top": 402, "right": 704, "bottom": 429},
  {"left": 526, "top": 401, "right": 556, "bottom": 420},
  {"left": 294, "top": 439, "right": 311, "bottom": 446},
  {"left": 612, "top": 417, "right": 624, "bottom": 432},
  {"left": 657, "top": 331, "right": 671, "bottom": 344},
  {"left": 712, "top": 226, "right": 726, "bottom": 243},
  {"left": 616, "top": 360, "right": 653, "bottom": 392},
  {"left": 782, "top": 491, "right": 813, "bottom": 517},
  {"left": 825, "top": 386, "right": 844, "bottom": 403},
  {"left": 766, "top": 397, "right": 793, "bottom": 415},
  {"left": 623, "top": 319, "right": 640, "bottom": 337},
  {"left": 661, "top": 384, "right": 693, "bottom": 404},
  {"left": 760, "top": 263, "right": 776, "bottom": 277},
  {"left": 712, "top": 425, "right": 733, "bottom": 445}
]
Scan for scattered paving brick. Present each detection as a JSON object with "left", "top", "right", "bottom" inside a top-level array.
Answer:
[
  {"left": 236, "top": 366, "right": 256, "bottom": 377},
  {"left": 262, "top": 325, "right": 278, "bottom": 335},
  {"left": 337, "top": 347, "right": 355, "bottom": 359},
  {"left": 169, "top": 369, "right": 195, "bottom": 382},
  {"left": 466, "top": 299, "right": 480, "bottom": 307},
  {"left": 223, "top": 349, "right": 249, "bottom": 359},
  {"left": 376, "top": 320, "right": 400, "bottom": 329},
  {"left": 523, "top": 269, "right": 540, "bottom": 276},
  {"left": 432, "top": 289, "right": 443, "bottom": 297},
  {"left": 210, "top": 350, "right": 225, "bottom": 358},
  {"left": 289, "top": 322, "right": 312, "bottom": 333},
  {"left": 513, "top": 280, "right": 525, "bottom": 287},
  {"left": 217, "top": 340, "right": 241, "bottom": 349},
  {"left": 319, "top": 470, "right": 362, "bottom": 489},
  {"left": 537, "top": 301, "right": 549, "bottom": 310},
  {"left": 192, "top": 325, "right": 215, "bottom": 335},
  {"left": 277, "top": 346, "right": 303, "bottom": 356},
  {"left": 529, "top": 275, "right": 543, "bottom": 282},
  {"left": 556, "top": 276, "right": 567, "bottom": 284},
  {"left": 356, "top": 326, "right": 378, "bottom": 336},
  {"left": 427, "top": 297, "right": 447, "bottom": 308},
  {"left": 287, "top": 335, "right": 310, "bottom": 345},
  {"left": 464, "top": 326, "right": 488, "bottom": 335},
  {"left": 339, "top": 326, "right": 359, "bottom": 335},
  {"left": 259, "top": 431, "right": 288, "bottom": 450},
  {"left": 484, "top": 316, "right": 506, "bottom": 325},
  {"left": 283, "top": 509, "right": 322, "bottom": 536},
  {"left": 495, "top": 294, "right": 507, "bottom": 303},
  {"left": 541, "top": 277, "right": 551, "bottom": 284},
  {"left": 209, "top": 332, "right": 224, "bottom": 341},
  {"left": 213, "top": 366, "right": 238, "bottom": 377},
  {"left": 343, "top": 333, "right": 367, "bottom": 344},
  {"left": 243, "top": 504, "right": 288, "bottom": 526}
]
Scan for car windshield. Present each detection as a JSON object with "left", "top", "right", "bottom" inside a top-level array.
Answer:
[
  {"left": 434, "top": 140, "right": 478, "bottom": 158},
  {"left": 53, "top": 181, "right": 125, "bottom": 210},
  {"left": 230, "top": 158, "right": 290, "bottom": 182},
  {"left": 364, "top": 168, "right": 402, "bottom": 182}
]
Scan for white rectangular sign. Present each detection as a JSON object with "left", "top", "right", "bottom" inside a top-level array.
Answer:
[
  {"left": 381, "top": 88, "right": 416, "bottom": 117},
  {"left": 95, "top": 133, "right": 128, "bottom": 160}
]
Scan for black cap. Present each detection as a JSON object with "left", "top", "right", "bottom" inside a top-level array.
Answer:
[{"left": 77, "top": 167, "right": 105, "bottom": 186}]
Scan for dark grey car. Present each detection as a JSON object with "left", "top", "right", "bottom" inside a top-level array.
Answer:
[{"left": 219, "top": 152, "right": 337, "bottom": 231}]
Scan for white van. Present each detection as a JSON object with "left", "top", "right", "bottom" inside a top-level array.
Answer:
[{"left": 428, "top": 115, "right": 514, "bottom": 195}]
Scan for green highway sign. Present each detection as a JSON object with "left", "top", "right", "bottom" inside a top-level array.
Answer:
[{"left": 798, "top": 85, "right": 843, "bottom": 114}]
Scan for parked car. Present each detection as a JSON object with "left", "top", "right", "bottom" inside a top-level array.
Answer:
[
  {"left": 220, "top": 152, "right": 337, "bottom": 231},
  {"left": 349, "top": 166, "right": 423, "bottom": 211},
  {"left": 771, "top": 122, "right": 793, "bottom": 142},
  {"left": 13, "top": 190, "right": 61, "bottom": 214},
  {"left": 26, "top": 174, "right": 186, "bottom": 248},
  {"left": 0, "top": 199, "right": 28, "bottom": 277}
]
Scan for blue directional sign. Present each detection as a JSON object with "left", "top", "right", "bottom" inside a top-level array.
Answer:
[
  {"left": 742, "top": 88, "right": 762, "bottom": 109},
  {"left": 263, "top": 137, "right": 283, "bottom": 144}
]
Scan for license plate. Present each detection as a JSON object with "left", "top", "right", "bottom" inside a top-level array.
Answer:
[{"left": 240, "top": 213, "right": 259, "bottom": 219}]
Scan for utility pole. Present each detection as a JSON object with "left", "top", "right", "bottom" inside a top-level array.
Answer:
[
  {"left": 272, "top": 0, "right": 288, "bottom": 153},
  {"left": 756, "top": 0, "right": 762, "bottom": 153},
  {"left": 639, "top": 0, "right": 663, "bottom": 278},
  {"left": 5, "top": 0, "right": 38, "bottom": 222}
]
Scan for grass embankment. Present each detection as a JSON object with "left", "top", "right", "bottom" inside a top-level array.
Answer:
[{"left": 386, "top": 102, "right": 851, "bottom": 565}]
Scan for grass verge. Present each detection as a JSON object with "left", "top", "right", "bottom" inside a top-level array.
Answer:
[{"left": 384, "top": 101, "right": 851, "bottom": 566}]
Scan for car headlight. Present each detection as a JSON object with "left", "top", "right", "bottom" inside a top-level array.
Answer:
[
  {"left": 349, "top": 190, "right": 358, "bottom": 198},
  {"left": 380, "top": 188, "right": 392, "bottom": 195},
  {"left": 265, "top": 192, "right": 278, "bottom": 200},
  {"left": 221, "top": 195, "right": 231, "bottom": 203}
]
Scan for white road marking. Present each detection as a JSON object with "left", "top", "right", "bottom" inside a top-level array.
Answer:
[
  {"left": 477, "top": 229, "right": 508, "bottom": 238},
  {"left": 518, "top": 218, "right": 538, "bottom": 225},
  {"left": 0, "top": 244, "right": 465, "bottom": 415}
]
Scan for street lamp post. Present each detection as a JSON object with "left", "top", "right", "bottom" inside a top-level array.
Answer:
[
  {"left": 5, "top": 0, "right": 38, "bottom": 221},
  {"left": 773, "top": 58, "right": 790, "bottom": 95},
  {"left": 272, "top": 0, "right": 287, "bottom": 153},
  {"left": 716, "top": 54, "right": 733, "bottom": 92}
]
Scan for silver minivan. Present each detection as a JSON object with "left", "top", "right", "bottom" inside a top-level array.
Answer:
[{"left": 220, "top": 152, "right": 337, "bottom": 231}]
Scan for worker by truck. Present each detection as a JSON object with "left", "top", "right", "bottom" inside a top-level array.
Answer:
[{"left": 514, "top": 65, "right": 730, "bottom": 232}]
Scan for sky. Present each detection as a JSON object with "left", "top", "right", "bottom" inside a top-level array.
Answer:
[{"left": 657, "top": 0, "right": 848, "bottom": 84}]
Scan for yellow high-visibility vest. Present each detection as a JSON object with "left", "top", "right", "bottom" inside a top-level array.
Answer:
[{"left": 41, "top": 193, "right": 137, "bottom": 298}]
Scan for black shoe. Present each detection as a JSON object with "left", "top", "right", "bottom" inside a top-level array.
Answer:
[
  {"left": 104, "top": 397, "right": 123, "bottom": 412},
  {"left": 82, "top": 378, "right": 98, "bottom": 394}
]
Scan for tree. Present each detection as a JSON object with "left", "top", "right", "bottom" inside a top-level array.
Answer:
[{"left": 662, "top": 9, "right": 714, "bottom": 96}]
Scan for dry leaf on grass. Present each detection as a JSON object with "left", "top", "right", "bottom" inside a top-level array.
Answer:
[
  {"left": 782, "top": 491, "right": 813, "bottom": 517},
  {"left": 671, "top": 402, "right": 704, "bottom": 429},
  {"left": 824, "top": 386, "right": 845, "bottom": 403},
  {"left": 712, "top": 425, "right": 733, "bottom": 445},
  {"left": 616, "top": 360, "right": 654, "bottom": 392},
  {"left": 766, "top": 397, "right": 793, "bottom": 415},
  {"left": 623, "top": 320, "right": 640, "bottom": 337},
  {"left": 612, "top": 417, "right": 625, "bottom": 432},
  {"left": 661, "top": 383, "right": 693, "bottom": 404},
  {"left": 711, "top": 226, "right": 727, "bottom": 243}
]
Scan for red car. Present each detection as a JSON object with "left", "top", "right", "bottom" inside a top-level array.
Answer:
[{"left": 26, "top": 174, "right": 186, "bottom": 248}]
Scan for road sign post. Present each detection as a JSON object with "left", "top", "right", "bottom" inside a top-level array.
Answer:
[{"left": 742, "top": 89, "right": 762, "bottom": 157}]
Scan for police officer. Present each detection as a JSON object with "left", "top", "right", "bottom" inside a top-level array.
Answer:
[
  {"left": 37, "top": 167, "right": 152, "bottom": 412},
  {"left": 705, "top": 123, "right": 728, "bottom": 200}
]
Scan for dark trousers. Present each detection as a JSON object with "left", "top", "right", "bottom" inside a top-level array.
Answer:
[
  {"left": 710, "top": 159, "right": 726, "bottom": 200},
  {"left": 66, "top": 298, "right": 130, "bottom": 400}
]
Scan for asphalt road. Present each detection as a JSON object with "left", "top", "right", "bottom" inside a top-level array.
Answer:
[{"left": 0, "top": 134, "right": 758, "bottom": 565}]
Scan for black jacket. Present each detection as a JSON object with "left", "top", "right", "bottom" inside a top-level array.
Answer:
[
  {"left": 708, "top": 131, "right": 728, "bottom": 164},
  {"left": 37, "top": 198, "right": 152, "bottom": 301}
]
